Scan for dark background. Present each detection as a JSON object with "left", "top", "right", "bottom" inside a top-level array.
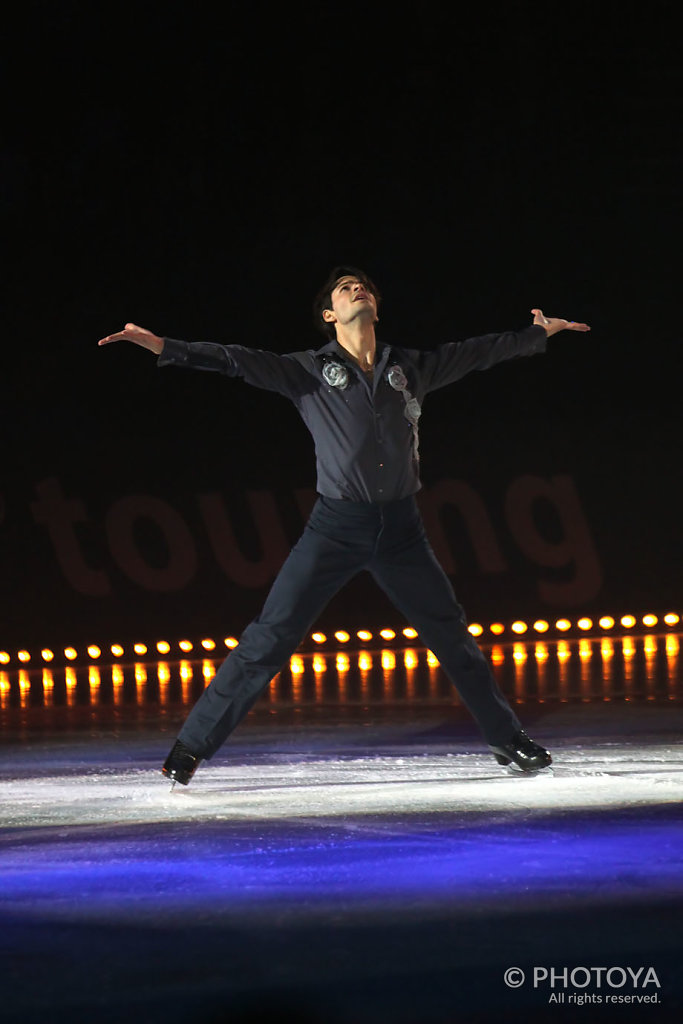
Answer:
[{"left": 2, "top": 1, "right": 682, "bottom": 647}]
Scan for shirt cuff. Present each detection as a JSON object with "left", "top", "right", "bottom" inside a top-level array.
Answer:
[
  {"left": 523, "top": 324, "right": 548, "bottom": 354},
  {"left": 157, "top": 337, "right": 190, "bottom": 367}
]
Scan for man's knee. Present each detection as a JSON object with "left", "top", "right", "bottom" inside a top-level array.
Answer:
[{"left": 237, "top": 619, "right": 304, "bottom": 666}]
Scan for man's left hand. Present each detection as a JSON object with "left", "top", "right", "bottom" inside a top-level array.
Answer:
[{"left": 532, "top": 308, "right": 591, "bottom": 337}]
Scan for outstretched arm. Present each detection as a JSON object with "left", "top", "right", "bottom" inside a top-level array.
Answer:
[
  {"left": 420, "top": 307, "right": 591, "bottom": 393},
  {"left": 98, "top": 323, "right": 310, "bottom": 399}
]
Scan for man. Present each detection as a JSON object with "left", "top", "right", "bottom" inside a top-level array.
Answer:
[{"left": 98, "top": 266, "right": 590, "bottom": 785}]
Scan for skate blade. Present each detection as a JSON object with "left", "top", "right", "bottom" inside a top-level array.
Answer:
[{"left": 505, "top": 763, "right": 554, "bottom": 776}]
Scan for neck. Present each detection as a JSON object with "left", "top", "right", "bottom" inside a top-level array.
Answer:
[{"left": 335, "top": 321, "right": 377, "bottom": 371}]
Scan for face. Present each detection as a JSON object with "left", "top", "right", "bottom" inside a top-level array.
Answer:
[{"left": 323, "top": 276, "right": 378, "bottom": 329}]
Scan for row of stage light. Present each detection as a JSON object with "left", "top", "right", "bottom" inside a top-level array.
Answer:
[
  {"left": 2, "top": 639, "right": 680, "bottom": 709},
  {"left": 0, "top": 611, "right": 681, "bottom": 668}
]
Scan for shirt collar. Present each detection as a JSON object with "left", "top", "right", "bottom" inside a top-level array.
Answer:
[{"left": 314, "top": 338, "right": 392, "bottom": 367}]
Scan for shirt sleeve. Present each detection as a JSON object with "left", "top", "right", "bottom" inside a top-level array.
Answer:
[
  {"left": 418, "top": 324, "right": 548, "bottom": 393},
  {"left": 157, "top": 337, "right": 310, "bottom": 399}
]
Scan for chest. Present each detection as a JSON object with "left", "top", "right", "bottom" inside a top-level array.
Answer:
[{"left": 301, "top": 361, "right": 420, "bottom": 437}]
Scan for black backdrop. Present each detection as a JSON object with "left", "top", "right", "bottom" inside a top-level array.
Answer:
[{"left": 2, "top": 1, "right": 682, "bottom": 649}]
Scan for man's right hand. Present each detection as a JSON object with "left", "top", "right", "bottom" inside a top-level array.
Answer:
[{"left": 98, "top": 323, "right": 164, "bottom": 354}]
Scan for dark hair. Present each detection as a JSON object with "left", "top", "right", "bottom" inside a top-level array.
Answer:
[{"left": 312, "top": 265, "right": 381, "bottom": 339}]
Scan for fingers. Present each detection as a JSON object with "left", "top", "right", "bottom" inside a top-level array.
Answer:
[
  {"left": 566, "top": 322, "right": 591, "bottom": 332},
  {"left": 97, "top": 329, "right": 132, "bottom": 345},
  {"left": 531, "top": 308, "right": 551, "bottom": 325},
  {"left": 549, "top": 319, "right": 591, "bottom": 332}
]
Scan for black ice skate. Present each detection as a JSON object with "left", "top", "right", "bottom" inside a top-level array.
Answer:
[
  {"left": 162, "top": 740, "right": 202, "bottom": 786},
  {"left": 489, "top": 729, "right": 552, "bottom": 772}
]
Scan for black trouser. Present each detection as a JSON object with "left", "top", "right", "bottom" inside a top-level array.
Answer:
[{"left": 178, "top": 495, "right": 522, "bottom": 757}]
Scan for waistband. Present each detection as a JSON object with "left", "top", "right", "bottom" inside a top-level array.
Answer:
[{"left": 316, "top": 493, "right": 419, "bottom": 512}]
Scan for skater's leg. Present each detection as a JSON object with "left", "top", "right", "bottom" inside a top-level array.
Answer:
[
  {"left": 178, "top": 515, "right": 361, "bottom": 758},
  {"left": 370, "top": 507, "right": 522, "bottom": 745}
]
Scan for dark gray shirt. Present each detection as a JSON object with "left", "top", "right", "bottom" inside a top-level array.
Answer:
[{"left": 158, "top": 325, "right": 547, "bottom": 502}]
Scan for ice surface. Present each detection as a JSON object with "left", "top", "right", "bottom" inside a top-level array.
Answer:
[
  {"left": 2, "top": 740, "right": 683, "bottom": 831},
  {"left": 2, "top": 700, "right": 683, "bottom": 1023}
]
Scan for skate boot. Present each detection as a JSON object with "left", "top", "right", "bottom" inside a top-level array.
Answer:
[
  {"left": 489, "top": 729, "right": 552, "bottom": 772},
  {"left": 162, "top": 739, "right": 202, "bottom": 785}
]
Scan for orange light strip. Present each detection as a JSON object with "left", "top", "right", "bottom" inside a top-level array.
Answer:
[{"left": 0, "top": 610, "right": 680, "bottom": 665}]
